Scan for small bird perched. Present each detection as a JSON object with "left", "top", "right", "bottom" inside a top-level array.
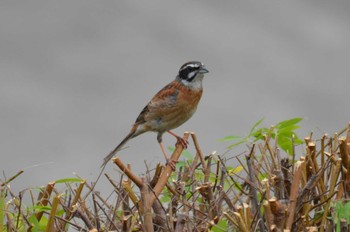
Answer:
[{"left": 103, "top": 61, "right": 209, "bottom": 169}]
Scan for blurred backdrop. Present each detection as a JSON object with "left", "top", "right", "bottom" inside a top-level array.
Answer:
[{"left": 1, "top": 1, "right": 350, "bottom": 194}]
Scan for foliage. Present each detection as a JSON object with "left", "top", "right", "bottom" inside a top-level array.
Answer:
[
  {"left": 334, "top": 200, "right": 350, "bottom": 232},
  {"left": 2, "top": 120, "right": 350, "bottom": 231},
  {"left": 219, "top": 117, "right": 304, "bottom": 155},
  {"left": 0, "top": 177, "right": 83, "bottom": 231}
]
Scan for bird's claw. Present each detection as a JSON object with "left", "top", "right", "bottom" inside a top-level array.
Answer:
[
  {"left": 166, "top": 159, "right": 178, "bottom": 171},
  {"left": 176, "top": 137, "right": 189, "bottom": 149},
  {"left": 166, "top": 130, "right": 189, "bottom": 149}
]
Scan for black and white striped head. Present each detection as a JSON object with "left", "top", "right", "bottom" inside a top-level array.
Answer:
[{"left": 177, "top": 61, "right": 209, "bottom": 88}]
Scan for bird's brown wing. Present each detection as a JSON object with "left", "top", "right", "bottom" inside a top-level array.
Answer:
[{"left": 135, "top": 81, "right": 180, "bottom": 124}]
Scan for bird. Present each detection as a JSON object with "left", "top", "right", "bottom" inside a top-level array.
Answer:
[{"left": 102, "top": 61, "right": 209, "bottom": 169}]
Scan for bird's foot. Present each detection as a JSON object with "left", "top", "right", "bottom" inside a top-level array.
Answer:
[
  {"left": 175, "top": 136, "right": 189, "bottom": 149},
  {"left": 167, "top": 130, "right": 189, "bottom": 149},
  {"left": 166, "top": 158, "right": 178, "bottom": 171}
]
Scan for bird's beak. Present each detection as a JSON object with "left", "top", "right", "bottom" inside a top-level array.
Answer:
[{"left": 199, "top": 67, "right": 209, "bottom": 74}]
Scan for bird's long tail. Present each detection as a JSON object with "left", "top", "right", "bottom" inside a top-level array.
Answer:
[{"left": 101, "top": 129, "right": 136, "bottom": 167}]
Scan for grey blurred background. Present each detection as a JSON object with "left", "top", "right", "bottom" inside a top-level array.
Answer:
[{"left": 1, "top": 1, "right": 350, "bottom": 193}]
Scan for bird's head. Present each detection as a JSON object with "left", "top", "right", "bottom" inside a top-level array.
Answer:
[{"left": 177, "top": 61, "right": 209, "bottom": 89}]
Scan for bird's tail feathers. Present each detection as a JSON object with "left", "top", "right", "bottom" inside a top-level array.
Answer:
[{"left": 101, "top": 129, "right": 136, "bottom": 167}]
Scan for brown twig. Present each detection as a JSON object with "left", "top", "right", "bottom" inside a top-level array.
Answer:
[
  {"left": 35, "top": 181, "right": 55, "bottom": 222},
  {"left": 246, "top": 144, "right": 265, "bottom": 232},
  {"left": 113, "top": 157, "right": 143, "bottom": 188},
  {"left": 150, "top": 132, "right": 190, "bottom": 205},
  {"left": 286, "top": 159, "right": 305, "bottom": 230}
]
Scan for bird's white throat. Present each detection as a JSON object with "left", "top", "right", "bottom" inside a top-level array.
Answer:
[{"left": 180, "top": 74, "right": 204, "bottom": 90}]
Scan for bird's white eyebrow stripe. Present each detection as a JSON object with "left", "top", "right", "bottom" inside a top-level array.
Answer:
[
  {"left": 188, "top": 63, "right": 200, "bottom": 68},
  {"left": 181, "top": 63, "right": 200, "bottom": 71}
]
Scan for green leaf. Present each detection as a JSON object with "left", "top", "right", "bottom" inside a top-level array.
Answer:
[
  {"left": 248, "top": 117, "right": 265, "bottom": 136},
  {"left": 38, "top": 216, "right": 49, "bottom": 231},
  {"left": 227, "top": 166, "right": 243, "bottom": 176},
  {"left": 56, "top": 209, "right": 65, "bottom": 217},
  {"left": 28, "top": 214, "right": 40, "bottom": 229},
  {"left": 252, "top": 127, "right": 271, "bottom": 141},
  {"left": 334, "top": 200, "right": 350, "bottom": 231},
  {"left": 276, "top": 118, "right": 302, "bottom": 129},
  {"left": 337, "top": 201, "right": 350, "bottom": 222},
  {"left": 293, "top": 137, "right": 304, "bottom": 145},
  {"left": 210, "top": 219, "right": 228, "bottom": 232},
  {"left": 278, "top": 136, "right": 293, "bottom": 154},
  {"left": 258, "top": 172, "right": 269, "bottom": 181},
  {"left": 55, "top": 178, "right": 83, "bottom": 184},
  {"left": 32, "top": 205, "right": 52, "bottom": 212},
  {"left": 224, "top": 117, "right": 303, "bottom": 155},
  {"left": 160, "top": 194, "right": 171, "bottom": 203},
  {"left": 277, "top": 125, "right": 300, "bottom": 135}
]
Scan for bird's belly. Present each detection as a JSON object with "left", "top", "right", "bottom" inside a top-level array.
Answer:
[
  {"left": 143, "top": 86, "right": 203, "bottom": 133},
  {"left": 148, "top": 106, "right": 197, "bottom": 132}
]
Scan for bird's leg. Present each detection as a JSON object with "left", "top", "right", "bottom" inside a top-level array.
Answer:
[
  {"left": 157, "top": 133, "right": 177, "bottom": 171},
  {"left": 166, "top": 130, "right": 189, "bottom": 148},
  {"left": 159, "top": 142, "right": 177, "bottom": 171}
]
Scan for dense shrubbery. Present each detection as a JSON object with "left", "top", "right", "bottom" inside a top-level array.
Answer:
[{"left": 1, "top": 119, "right": 350, "bottom": 231}]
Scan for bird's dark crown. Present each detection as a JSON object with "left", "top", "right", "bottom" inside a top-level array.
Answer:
[{"left": 178, "top": 61, "right": 208, "bottom": 82}]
